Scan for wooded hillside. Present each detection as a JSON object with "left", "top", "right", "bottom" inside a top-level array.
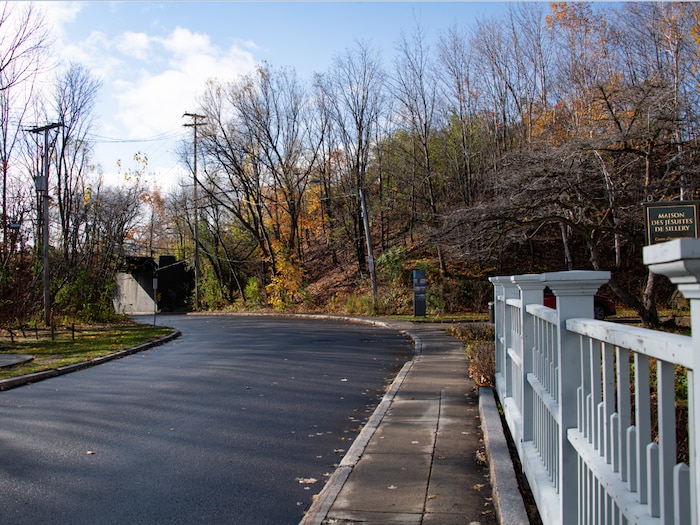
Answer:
[{"left": 2, "top": 3, "right": 699, "bottom": 326}]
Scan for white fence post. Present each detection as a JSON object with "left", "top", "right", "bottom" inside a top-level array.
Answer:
[
  {"left": 644, "top": 239, "right": 700, "bottom": 525},
  {"left": 489, "top": 276, "right": 519, "bottom": 403},
  {"left": 543, "top": 270, "right": 611, "bottom": 525},
  {"left": 512, "top": 274, "right": 546, "bottom": 448},
  {"left": 488, "top": 276, "right": 506, "bottom": 400}
]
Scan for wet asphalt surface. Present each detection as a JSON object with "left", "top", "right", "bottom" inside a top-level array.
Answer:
[{"left": 0, "top": 315, "right": 413, "bottom": 524}]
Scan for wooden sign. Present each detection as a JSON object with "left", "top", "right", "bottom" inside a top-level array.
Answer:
[{"left": 645, "top": 201, "right": 700, "bottom": 245}]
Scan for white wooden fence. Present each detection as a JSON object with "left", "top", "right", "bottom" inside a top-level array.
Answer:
[{"left": 489, "top": 238, "right": 700, "bottom": 525}]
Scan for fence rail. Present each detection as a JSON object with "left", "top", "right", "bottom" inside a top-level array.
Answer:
[{"left": 489, "top": 238, "right": 700, "bottom": 525}]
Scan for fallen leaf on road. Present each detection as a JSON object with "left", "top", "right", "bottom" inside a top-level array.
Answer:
[
  {"left": 296, "top": 477, "right": 318, "bottom": 485},
  {"left": 472, "top": 483, "right": 484, "bottom": 491}
]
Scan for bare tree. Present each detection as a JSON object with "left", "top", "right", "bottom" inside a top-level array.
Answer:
[
  {"left": 0, "top": 2, "right": 50, "bottom": 274},
  {"left": 0, "top": 3, "right": 51, "bottom": 92},
  {"left": 437, "top": 24, "right": 486, "bottom": 207},
  {"left": 196, "top": 77, "right": 277, "bottom": 276},
  {"left": 315, "top": 40, "right": 386, "bottom": 276},
  {"left": 51, "top": 62, "right": 101, "bottom": 264},
  {"left": 234, "top": 64, "right": 321, "bottom": 255},
  {"left": 391, "top": 24, "right": 447, "bottom": 274},
  {"left": 443, "top": 3, "right": 700, "bottom": 326}
]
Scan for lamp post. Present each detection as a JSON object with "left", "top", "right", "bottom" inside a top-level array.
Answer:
[
  {"left": 7, "top": 222, "right": 20, "bottom": 256},
  {"left": 3, "top": 222, "right": 20, "bottom": 279},
  {"left": 28, "top": 122, "right": 62, "bottom": 326}
]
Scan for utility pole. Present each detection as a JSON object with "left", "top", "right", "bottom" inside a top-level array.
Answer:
[
  {"left": 359, "top": 188, "right": 377, "bottom": 311},
  {"left": 183, "top": 112, "right": 206, "bottom": 310},
  {"left": 28, "top": 122, "right": 62, "bottom": 326}
]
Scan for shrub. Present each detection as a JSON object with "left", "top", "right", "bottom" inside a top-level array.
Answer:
[
  {"left": 266, "top": 247, "right": 306, "bottom": 311},
  {"left": 449, "top": 323, "right": 495, "bottom": 387},
  {"left": 376, "top": 246, "right": 408, "bottom": 286},
  {"left": 244, "top": 277, "right": 264, "bottom": 308}
]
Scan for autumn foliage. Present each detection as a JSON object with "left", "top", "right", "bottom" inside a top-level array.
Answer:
[{"left": 3, "top": 3, "right": 700, "bottom": 325}]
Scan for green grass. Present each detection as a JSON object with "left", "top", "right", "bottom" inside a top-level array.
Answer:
[{"left": 0, "top": 322, "right": 174, "bottom": 380}]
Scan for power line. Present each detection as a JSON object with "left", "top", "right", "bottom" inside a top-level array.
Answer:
[{"left": 88, "top": 129, "right": 184, "bottom": 144}]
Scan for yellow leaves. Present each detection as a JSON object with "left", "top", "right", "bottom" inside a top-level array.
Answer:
[
  {"left": 546, "top": 2, "right": 595, "bottom": 30},
  {"left": 266, "top": 241, "right": 307, "bottom": 310},
  {"left": 83, "top": 185, "right": 92, "bottom": 206},
  {"left": 692, "top": 5, "right": 700, "bottom": 46},
  {"left": 117, "top": 151, "right": 152, "bottom": 189}
]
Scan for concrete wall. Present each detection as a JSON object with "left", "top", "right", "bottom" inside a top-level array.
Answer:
[{"left": 113, "top": 272, "right": 155, "bottom": 315}]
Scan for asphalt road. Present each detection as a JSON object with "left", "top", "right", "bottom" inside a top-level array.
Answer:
[{"left": 0, "top": 315, "right": 414, "bottom": 524}]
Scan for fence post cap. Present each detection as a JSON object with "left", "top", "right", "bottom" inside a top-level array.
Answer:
[
  {"left": 644, "top": 238, "right": 700, "bottom": 266},
  {"left": 511, "top": 274, "right": 546, "bottom": 291},
  {"left": 542, "top": 270, "right": 610, "bottom": 296},
  {"left": 644, "top": 239, "right": 700, "bottom": 298}
]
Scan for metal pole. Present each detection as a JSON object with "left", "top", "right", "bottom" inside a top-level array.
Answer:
[
  {"left": 153, "top": 268, "right": 158, "bottom": 327},
  {"left": 183, "top": 113, "right": 205, "bottom": 310},
  {"left": 28, "top": 122, "right": 62, "bottom": 326},
  {"left": 42, "top": 129, "right": 50, "bottom": 326},
  {"left": 359, "top": 188, "right": 377, "bottom": 311}
]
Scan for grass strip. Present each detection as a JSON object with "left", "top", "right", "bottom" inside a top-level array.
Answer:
[{"left": 0, "top": 321, "right": 174, "bottom": 380}]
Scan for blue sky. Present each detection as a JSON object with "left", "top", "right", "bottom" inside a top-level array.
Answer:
[{"left": 36, "top": 2, "right": 508, "bottom": 189}]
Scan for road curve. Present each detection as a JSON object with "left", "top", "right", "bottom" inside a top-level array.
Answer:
[{"left": 0, "top": 314, "right": 414, "bottom": 524}]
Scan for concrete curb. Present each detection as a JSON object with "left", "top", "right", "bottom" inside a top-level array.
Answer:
[
  {"left": 0, "top": 330, "right": 181, "bottom": 391},
  {"left": 479, "top": 385, "right": 530, "bottom": 525}
]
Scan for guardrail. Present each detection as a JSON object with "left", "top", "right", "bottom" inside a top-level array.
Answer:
[{"left": 489, "top": 238, "right": 700, "bottom": 525}]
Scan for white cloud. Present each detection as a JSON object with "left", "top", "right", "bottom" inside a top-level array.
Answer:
[
  {"left": 161, "top": 26, "right": 211, "bottom": 58},
  {"left": 30, "top": 4, "right": 260, "bottom": 186},
  {"left": 60, "top": 31, "right": 122, "bottom": 80},
  {"left": 113, "top": 27, "right": 257, "bottom": 139},
  {"left": 34, "top": 1, "right": 83, "bottom": 38},
  {"left": 116, "top": 31, "right": 152, "bottom": 61}
]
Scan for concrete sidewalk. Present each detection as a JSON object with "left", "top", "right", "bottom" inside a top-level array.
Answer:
[
  {"left": 0, "top": 354, "right": 33, "bottom": 368},
  {"left": 301, "top": 321, "right": 529, "bottom": 525}
]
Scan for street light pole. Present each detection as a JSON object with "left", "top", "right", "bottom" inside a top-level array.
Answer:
[{"left": 29, "top": 122, "right": 62, "bottom": 326}]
